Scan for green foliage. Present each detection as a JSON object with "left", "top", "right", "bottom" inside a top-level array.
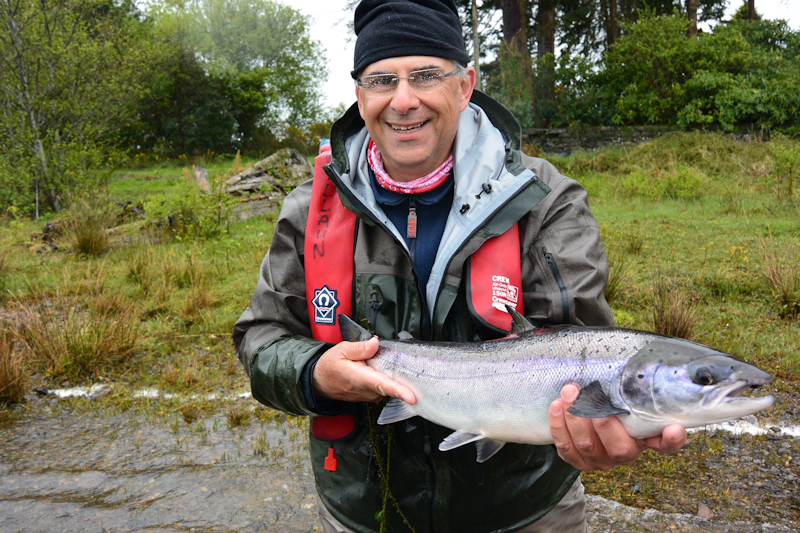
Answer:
[
  {"left": 0, "top": 0, "right": 149, "bottom": 214},
  {"left": 757, "top": 235, "right": 800, "bottom": 319},
  {"left": 15, "top": 294, "right": 140, "bottom": 381},
  {"left": 620, "top": 164, "right": 708, "bottom": 201},
  {"left": 143, "top": 169, "right": 238, "bottom": 240},
  {"left": 124, "top": 0, "right": 327, "bottom": 157},
  {"left": 64, "top": 203, "right": 114, "bottom": 257},
  {"left": 768, "top": 134, "right": 800, "bottom": 200},
  {"left": 0, "top": 324, "right": 28, "bottom": 405},
  {"left": 550, "top": 15, "right": 800, "bottom": 134}
]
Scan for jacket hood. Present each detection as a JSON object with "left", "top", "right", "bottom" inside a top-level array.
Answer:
[{"left": 325, "top": 91, "right": 543, "bottom": 317}]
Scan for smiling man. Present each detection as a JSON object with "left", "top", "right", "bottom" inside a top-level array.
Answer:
[{"left": 233, "top": 1, "right": 686, "bottom": 532}]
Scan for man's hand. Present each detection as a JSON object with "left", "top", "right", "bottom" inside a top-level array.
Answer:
[
  {"left": 313, "top": 337, "right": 417, "bottom": 405},
  {"left": 549, "top": 383, "right": 687, "bottom": 471}
]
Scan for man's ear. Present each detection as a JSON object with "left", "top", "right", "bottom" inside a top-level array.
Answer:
[{"left": 459, "top": 66, "right": 477, "bottom": 112}]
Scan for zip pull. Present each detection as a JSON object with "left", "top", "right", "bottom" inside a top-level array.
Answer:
[
  {"left": 407, "top": 197, "right": 417, "bottom": 239},
  {"left": 324, "top": 446, "right": 338, "bottom": 471}
]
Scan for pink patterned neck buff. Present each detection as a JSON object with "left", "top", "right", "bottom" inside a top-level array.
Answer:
[{"left": 367, "top": 140, "right": 453, "bottom": 194}]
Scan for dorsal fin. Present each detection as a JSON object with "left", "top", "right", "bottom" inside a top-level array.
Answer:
[
  {"left": 338, "top": 314, "right": 372, "bottom": 342},
  {"left": 397, "top": 331, "right": 414, "bottom": 341},
  {"left": 505, "top": 305, "right": 536, "bottom": 334}
]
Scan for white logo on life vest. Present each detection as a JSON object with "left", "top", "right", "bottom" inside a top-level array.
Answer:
[
  {"left": 312, "top": 286, "right": 339, "bottom": 325},
  {"left": 490, "top": 275, "right": 519, "bottom": 312}
]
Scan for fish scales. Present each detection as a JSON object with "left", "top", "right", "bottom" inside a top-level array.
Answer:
[
  {"left": 338, "top": 312, "right": 773, "bottom": 462},
  {"left": 369, "top": 329, "right": 652, "bottom": 443}
]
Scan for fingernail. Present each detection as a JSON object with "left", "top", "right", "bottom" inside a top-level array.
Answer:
[
  {"left": 562, "top": 386, "right": 578, "bottom": 402},
  {"left": 550, "top": 402, "right": 562, "bottom": 417}
]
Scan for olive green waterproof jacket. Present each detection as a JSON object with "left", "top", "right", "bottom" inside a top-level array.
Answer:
[{"left": 233, "top": 91, "right": 614, "bottom": 533}]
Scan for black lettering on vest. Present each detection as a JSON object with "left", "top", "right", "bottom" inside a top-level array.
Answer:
[
  {"left": 313, "top": 241, "right": 325, "bottom": 258},
  {"left": 320, "top": 182, "right": 336, "bottom": 212}
]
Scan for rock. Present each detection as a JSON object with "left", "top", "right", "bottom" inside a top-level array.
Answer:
[
  {"left": 224, "top": 148, "right": 312, "bottom": 196},
  {"left": 662, "top": 503, "right": 678, "bottom": 513},
  {"left": 696, "top": 503, "right": 714, "bottom": 519},
  {"left": 194, "top": 165, "right": 210, "bottom": 192}
]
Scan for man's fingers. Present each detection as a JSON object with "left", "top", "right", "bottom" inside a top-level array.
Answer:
[
  {"left": 640, "top": 424, "right": 687, "bottom": 453},
  {"left": 339, "top": 337, "right": 380, "bottom": 361},
  {"left": 549, "top": 396, "right": 589, "bottom": 471}
]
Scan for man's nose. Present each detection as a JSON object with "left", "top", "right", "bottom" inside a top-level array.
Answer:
[{"left": 390, "top": 78, "right": 420, "bottom": 114}]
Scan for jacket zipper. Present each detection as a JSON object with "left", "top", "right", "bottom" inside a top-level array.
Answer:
[
  {"left": 407, "top": 197, "right": 417, "bottom": 264},
  {"left": 543, "top": 248, "right": 570, "bottom": 324}
]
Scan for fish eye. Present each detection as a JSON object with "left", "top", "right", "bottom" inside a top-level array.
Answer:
[{"left": 693, "top": 367, "right": 718, "bottom": 386}]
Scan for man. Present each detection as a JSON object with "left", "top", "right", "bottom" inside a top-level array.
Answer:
[{"left": 233, "top": 1, "right": 687, "bottom": 531}]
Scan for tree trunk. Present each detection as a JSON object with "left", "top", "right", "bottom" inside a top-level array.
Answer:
[
  {"left": 535, "top": 0, "right": 556, "bottom": 127},
  {"left": 686, "top": 0, "right": 698, "bottom": 36},
  {"left": 609, "top": 0, "right": 619, "bottom": 46},
  {"left": 748, "top": 0, "right": 755, "bottom": 21},
  {"left": 472, "top": 0, "right": 482, "bottom": 91},
  {"left": 500, "top": 0, "right": 534, "bottom": 115}
]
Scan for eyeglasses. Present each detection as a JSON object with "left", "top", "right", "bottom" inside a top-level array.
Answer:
[{"left": 356, "top": 67, "right": 460, "bottom": 95}]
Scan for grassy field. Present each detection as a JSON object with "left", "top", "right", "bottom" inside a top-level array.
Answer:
[{"left": 0, "top": 132, "right": 798, "bottom": 522}]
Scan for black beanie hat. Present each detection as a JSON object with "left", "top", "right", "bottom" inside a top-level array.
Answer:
[{"left": 352, "top": 0, "right": 470, "bottom": 79}]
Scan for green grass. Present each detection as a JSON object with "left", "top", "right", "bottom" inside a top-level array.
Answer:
[{"left": 0, "top": 131, "right": 797, "bottom": 409}]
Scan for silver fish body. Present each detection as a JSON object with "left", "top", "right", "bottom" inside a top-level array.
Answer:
[{"left": 339, "top": 313, "right": 774, "bottom": 462}]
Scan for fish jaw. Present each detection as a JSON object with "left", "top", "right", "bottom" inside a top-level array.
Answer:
[{"left": 620, "top": 341, "right": 774, "bottom": 435}]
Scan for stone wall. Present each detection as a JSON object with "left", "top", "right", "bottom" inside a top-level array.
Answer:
[{"left": 521, "top": 126, "right": 675, "bottom": 156}]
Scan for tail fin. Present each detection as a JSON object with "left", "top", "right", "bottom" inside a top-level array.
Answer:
[{"left": 338, "top": 314, "right": 372, "bottom": 342}]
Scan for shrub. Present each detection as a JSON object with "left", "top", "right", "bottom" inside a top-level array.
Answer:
[
  {"left": 0, "top": 324, "right": 28, "bottom": 405},
  {"left": 17, "top": 296, "right": 139, "bottom": 380},
  {"left": 757, "top": 235, "right": 800, "bottom": 319},
  {"left": 620, "top": 164, "right": 707, "bottom": 201},
  {"left": 652, "top": 278, "right": 696, "bottom": 340},
  {"left": 143, "top": 168, "right": 238, "bottom": 240},
  {"left": 64, "top": 203, "right": 114, "bottom": 256},
  {"left": 605, "top": 248, "right": 632, "bottom": 305}
]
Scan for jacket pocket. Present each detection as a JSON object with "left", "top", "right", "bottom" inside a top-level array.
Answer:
[{"left": 543, "top": 247, "right": 570, "bottom": 324}]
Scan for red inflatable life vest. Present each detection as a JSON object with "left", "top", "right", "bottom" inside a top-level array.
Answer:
[
  {"left": 304, "top": 145, "right": 523, "bottom": 462},
  {"left": 304, "top": 146, "right": 523, "bottom": 342}
]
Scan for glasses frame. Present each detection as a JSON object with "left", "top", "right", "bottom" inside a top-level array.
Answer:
[{"left": 355, "top": 67, "right": 461, "bottom": 95}]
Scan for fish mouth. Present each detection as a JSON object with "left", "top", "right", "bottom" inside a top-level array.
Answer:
[{"left": 702, "top": 379, "right": 772, "bottom": 411}]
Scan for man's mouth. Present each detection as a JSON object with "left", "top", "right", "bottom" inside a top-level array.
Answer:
[{"left": 390, "top": 121, "right": 426, "bottom": 133}]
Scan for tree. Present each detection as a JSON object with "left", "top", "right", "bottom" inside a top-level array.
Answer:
[
  {"left": 134, "top": 0, "right": 327, "bottom": 155},
  {"left": 0, "top": 0, "right": 147, "bottom": 214}
]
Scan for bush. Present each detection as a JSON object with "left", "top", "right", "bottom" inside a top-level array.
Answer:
[
  {"left": 552, "top": 15, "right": 800, "bottom": 134},
  {"left": 757, "top": 235, "right": 800, "bottom": 319},
  {"left": 144, "top": 168, "right": 238, "bottom": 240},
  {"left": 64, "top": 202, "right": 114, "bottom": 256},
  {"left": 0, "top": 324, "right": 28, "bottom": 405},
  {"left": 16, "top": 296, "right": 139, "bottom": 380},
  {"left": 620, "top": 164, "right": 707, "bottom": 201},
  {"left": 652, "top": 278, "right": 696, "bottom": 340}
]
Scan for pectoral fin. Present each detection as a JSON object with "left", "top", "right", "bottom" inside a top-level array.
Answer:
[
  {"left": 377, "top": 398, "right": 417, "bottom": 424},
  {"left": 476, "top": 439, "right": 506, "bottom": 463},
  {"left": 566, "top": 381, "right": 630, "bottom": 418}
]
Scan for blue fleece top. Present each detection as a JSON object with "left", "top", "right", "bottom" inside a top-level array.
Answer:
[{"left": 369, "top": 168, "right": 454, "bottom": 303}]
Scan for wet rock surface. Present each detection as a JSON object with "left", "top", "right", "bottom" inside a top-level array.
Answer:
[
  {"left": 0, "top": 404, "right": 798, "bottom": 532},
  {"left": 0, "top": 408, "right": 316, "bottom": 532}
]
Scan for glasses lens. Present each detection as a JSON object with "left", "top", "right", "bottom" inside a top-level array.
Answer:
[
  {"left": 409, "top": 69, "right": 445, "bottom": 91},
  {"left": 362, "top": 74, "right": 398, "bottom": 93}
]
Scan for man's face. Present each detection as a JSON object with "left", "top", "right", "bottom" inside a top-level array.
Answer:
[{"left": 356, "top": 56, "right": 475, "bottom": 183}]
